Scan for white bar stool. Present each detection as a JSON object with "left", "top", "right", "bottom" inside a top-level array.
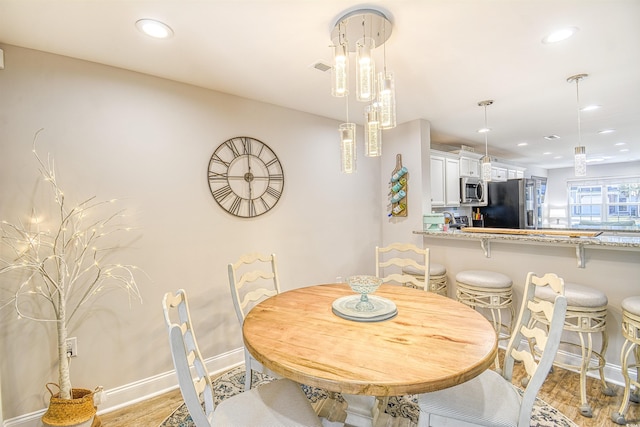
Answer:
[
  {"left": 402, "top": 264, "right": 448, "bottom": 296},
  {"left": 455, "top": 270, "right": 515, "bottom": 370},
  {"left": 612, "top": 296, "right": 640, "bottom": 425},
  {"left": 534, "top": 282, "right": 614, "bottom": 418}
]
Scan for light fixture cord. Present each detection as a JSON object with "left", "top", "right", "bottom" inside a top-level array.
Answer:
[
  {"left": 484, "top": 104, "right": 489, "bottom": 157},
  {"left": 575, "top": 78, "right": 583, "bottom": 148},
  {"left": 345, "top": 91, "right": 349, "bottom": 123},
  {"left": 383, "top": 19, "right": 387, "bottom": 73}
]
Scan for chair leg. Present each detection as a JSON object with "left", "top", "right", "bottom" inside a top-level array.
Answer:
[
  {"left": 244, "top": 366, "right": 252, "bottom": 391},
  {"left": 612, "top": 340, "right": 634, "bottom": 424},
  {"left": 243, "top": 348, "right": 253, "bottom": 391},
  {"left": 599, "top": 330, "right": 615, "bottom": 397},
  {"left": 633, "top": 344, "right": 640, "bottom": 404},
  {"left": 612, "top": 340, "right": 639, "bottom": 425},
  {"left": 577, "top": 331, "right": 593, "bottom": 417},
  {"left": 417, "top": 410, "right": 430, "bottom": 427}
]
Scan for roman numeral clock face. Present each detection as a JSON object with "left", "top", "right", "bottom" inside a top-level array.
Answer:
[{"left": 207, "top": 137, "right": 284, "bottom": 218}]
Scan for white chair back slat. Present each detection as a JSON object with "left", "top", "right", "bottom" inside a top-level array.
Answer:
[
  {"left": 164, "top": 290, "right": 215, "bottom": 427},
  {"left": 228, "top": 253, "right": 281, "bottom": 390},
  {"left": 375, "top": 243, "right": 429, "bottom": 290}
]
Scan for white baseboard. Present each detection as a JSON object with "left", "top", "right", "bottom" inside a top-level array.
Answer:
[
  {"left": 4, "top": 344, "right": 634, "bottom": 427},
  {"left": 2, "top": 348, "right": 244, "bottom": 427}
]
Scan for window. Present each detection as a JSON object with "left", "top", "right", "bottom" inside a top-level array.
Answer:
[{"left": 567, "top": 177, "right": 640, "bottom": 228}]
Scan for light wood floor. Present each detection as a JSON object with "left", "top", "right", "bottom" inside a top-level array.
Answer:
[{"left": 99, "top": 353, "right": 640, "bottom": 427}]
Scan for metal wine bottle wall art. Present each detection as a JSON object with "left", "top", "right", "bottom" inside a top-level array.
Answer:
[{"left": 389, "top": 154, "right": 408, "bottom": 217}]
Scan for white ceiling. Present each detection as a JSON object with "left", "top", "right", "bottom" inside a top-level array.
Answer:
[{"left": 1, "top": 0, "right": 639, "bottom": 170}]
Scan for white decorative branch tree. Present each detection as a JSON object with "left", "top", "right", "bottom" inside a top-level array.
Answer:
[{"left": 0, "top": 131, "right": 142, "bottom": 400}]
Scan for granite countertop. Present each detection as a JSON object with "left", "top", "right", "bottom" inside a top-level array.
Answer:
[{"left": 415, "top": 229, "right": 640, "bottom": 249}]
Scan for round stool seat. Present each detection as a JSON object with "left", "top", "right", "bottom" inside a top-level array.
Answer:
[
  {"left": 402, "top": 264, "right": 448, "bottom": 296},
  {"left": 536, "top": 282, "right": 607, "bottom": 308},
  {"left": 456, "top": 270, "right": 512, "bottom": 289},
  {"left": 402, "top": 263, "right": 447, "bottom": 277},
  {"left": 622, "top": 296, "right": 640, "bottom": 316}
]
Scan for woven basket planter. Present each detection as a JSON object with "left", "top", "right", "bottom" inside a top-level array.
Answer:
[{"left": 42, "top": 383, "right": 97, "bottom": 427}]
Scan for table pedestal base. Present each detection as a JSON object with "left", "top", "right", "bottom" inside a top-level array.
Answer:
[{"left": 342, "top": 395, "right": 392, "bottom": 427}]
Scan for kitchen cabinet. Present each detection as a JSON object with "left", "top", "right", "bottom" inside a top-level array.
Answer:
[
  {"left": 491, "top": 162, "right": 525, "bottom": 181},
  {"left": 459, "top": 156, "right": 480, "bottom": 177},
  {"left": 508, "top": 167, "right": 525, "bottom": 179},
  {"left": 430, "top": 153, "right": 460, "bottom": 207},
  {"left": 491, "top": 166, "right": 508, "bottom": 181}
]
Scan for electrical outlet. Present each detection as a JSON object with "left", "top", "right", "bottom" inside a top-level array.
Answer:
[{"left": 66, "top": 337, "right": 78, "bottom": 358}]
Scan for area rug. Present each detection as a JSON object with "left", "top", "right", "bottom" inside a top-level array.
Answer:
[{"left": 159, "top": 366, "right": 578, "bottom": 427}]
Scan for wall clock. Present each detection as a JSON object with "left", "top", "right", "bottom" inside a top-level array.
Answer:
[{"left": 207, "top": 136, "right": 285, "bottom": 218}]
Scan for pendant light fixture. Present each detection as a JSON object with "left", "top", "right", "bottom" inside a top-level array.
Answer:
[
  {"left": 339, "top": 96, "right": 356, "bottom": 173},
  {"left": 330, "top": 8, "right": 394, "bottom": 169},
  {"left": 356, "top": 15, "right": 375, "bottom": 102},
  {"left": 331, "top": 21, "right": 348, "bottom": 97},
  {"left": 364, "top": 104, "right": 381, "bottom": 156},
  {"left": 378, "top": 18, "right": 396, "bottom": 129},
  {"left": 567, "top": 73, "right": 588, "bottom": 177},
  {"left": 478, "top": 100, "right": 494, "bottom": 182}
]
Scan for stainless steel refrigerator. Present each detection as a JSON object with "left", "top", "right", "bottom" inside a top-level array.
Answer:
[{"left": 478, "top": 177, "right": 547, "bottom": 229}]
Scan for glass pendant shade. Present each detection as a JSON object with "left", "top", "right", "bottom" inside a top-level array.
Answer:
[
  {"left": 332, "top": 44, "right": 348, "bottom": 97},
  {"left": 364, "top": 105, "right": 381, "bottom": 157},
  {"left": 481, "top": 156, "right": 492, "bottom": 182},
  {"left": 339, "top": 123, "right": 356, "bottom": 173},
  {"left": 378, "top": 72, "right": 396, "bottom": 129},
  {"left": 574, "top": 146, "right": 587, "bottom": 177},
  {"left": 356, "top": 40, "right": 376, "bottom": 102}
]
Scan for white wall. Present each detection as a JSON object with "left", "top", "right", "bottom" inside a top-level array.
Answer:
[
  {"left": 380, "top": 119, "right": 430, "bottom": 248},
  {"left": 0, "top": 44, "right": 382, "bottom": 420}
]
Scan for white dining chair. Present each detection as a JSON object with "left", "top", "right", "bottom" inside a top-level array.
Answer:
[
  {"left": 416, "top": 272, "right": 568, "bottom": 427},
  {"left": 375, "top": 242, "right": 429, "bottom": 289},
  {"left": 228, "top": 252, "right": 281, "bottom": 390},
  {"left": 162, "top": 289, "right": 322, "bottom": 427}
]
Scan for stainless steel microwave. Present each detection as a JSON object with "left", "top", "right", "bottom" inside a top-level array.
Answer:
[{"left": 460, "top": 177, "right": 487, "bottom": 205}]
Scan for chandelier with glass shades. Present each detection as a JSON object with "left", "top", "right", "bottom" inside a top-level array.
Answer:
[{"left": 331, "top": 9, "right": 396, "bottom": 173}]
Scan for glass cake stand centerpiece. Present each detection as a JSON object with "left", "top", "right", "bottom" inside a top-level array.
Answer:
[
  {"left": 332, "top": 275, "right": 397, "bottom": 322},
  {"left": 347, "top": 275, "right": 383, "bottom": 311}
]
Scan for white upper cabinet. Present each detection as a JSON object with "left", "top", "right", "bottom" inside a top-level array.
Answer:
[
  {"left": 445, "top": 157, "right": 460, "bottom": 206},
  {"left": 459, "top": 157, "right": 480, "bottom": 177},
  {"left": 491, "top": 166, "right": 508, "bottom": 181},
  {"left": 430, "top": 152, "right": 460, "bottom": 207},
  {"left": 430, "top": 155, "right": 446, "bottom": 206}
]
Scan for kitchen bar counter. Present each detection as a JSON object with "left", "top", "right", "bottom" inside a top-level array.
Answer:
[
  {"left": 414, "top": 228, "right": 640, "bottom": 268},
  {"left": 414, "top": 227, "right": 640, "bottom": 387}
]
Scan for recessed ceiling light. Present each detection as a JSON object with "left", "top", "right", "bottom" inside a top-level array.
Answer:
[
  {"left": 517, "top": 142, "right": 528, "bottom": 147},
  {"left": 620, "top": 148, "right": 630, "bottom": 152},
  {"left": 580, "top": 104, "right": 601, "bottom": 112},
  {"left": 543, "top": 152, "right": 552, "bottom": 155},
  {"left": 544, "top": 135, "right": 560, "bottom": 140},
  {"left": 615, "top": 142, "right": 626, "bottom": 146},
  {"left": 136, "top": 19, "right": 173, "bottom": 39},
  {"left": 477, "top": 127, "right": 491, "bottom": 133},
  {"left": 542, "top": 27, "right": 579, "bottom": 44},
  {"left": 553, "top": 156, "right": 563, "bottom": 159},
  {"left": 598, "top": 129, "right": 615, "bottom": 134}
]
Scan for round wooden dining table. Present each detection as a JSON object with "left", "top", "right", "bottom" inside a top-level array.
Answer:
[{"left": 243, "top": 283, "right": 498, "bottom": 427}]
